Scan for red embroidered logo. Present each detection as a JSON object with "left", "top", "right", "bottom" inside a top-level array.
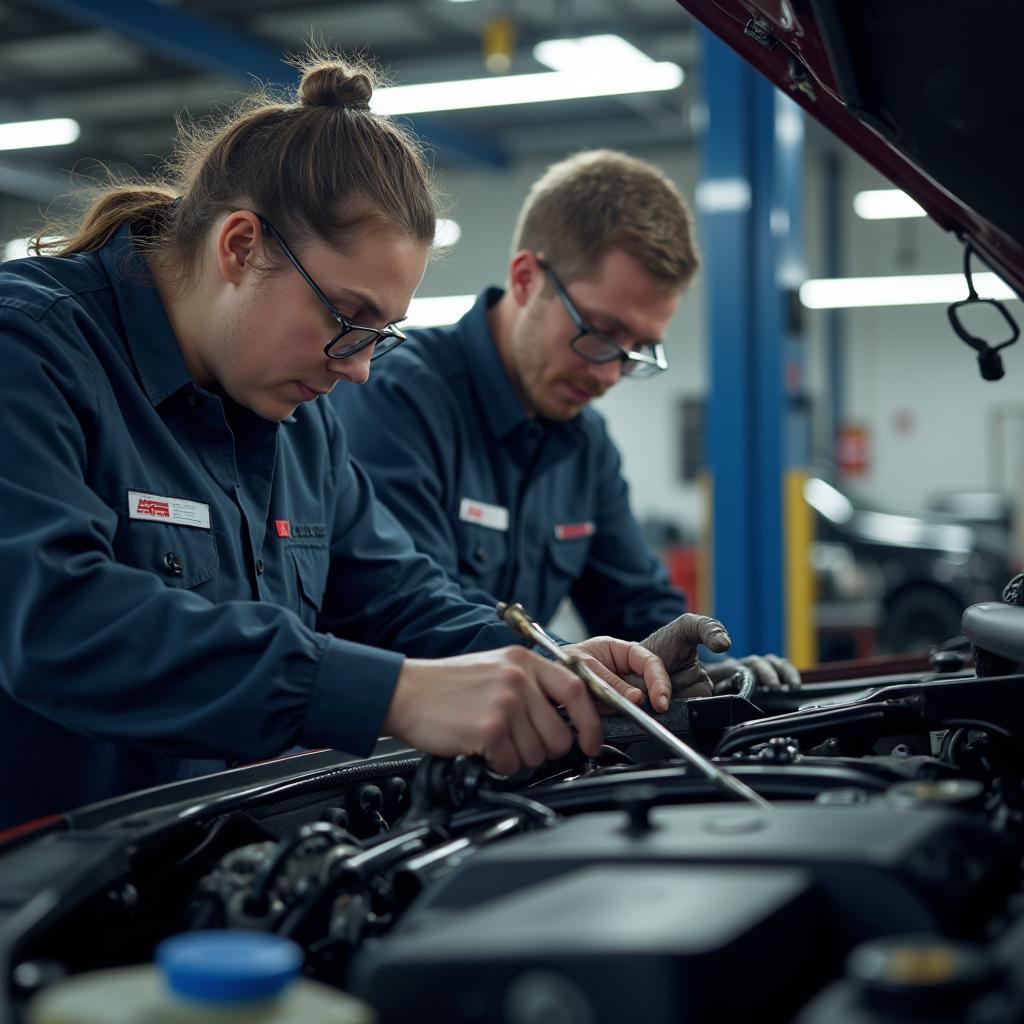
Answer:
[
  {"left": 274, "top": 520, "right": 291, "bottom": 538},
  {"left": 137, "top": 498, "right": 170, "bottom": 518}
]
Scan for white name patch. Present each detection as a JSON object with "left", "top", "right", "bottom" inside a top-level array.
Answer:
[
  {"left": 128, "top": 490, "right": 211, "bottom": 530},
  {"left": 459, "top": 497, "right": 509, "bottom": 532}
]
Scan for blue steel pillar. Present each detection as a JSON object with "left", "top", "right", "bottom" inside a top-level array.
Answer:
[
  {"left": 823, "top": 151, "right": 845, "bottom": 463},
  {"left": 698, "top": 29, "right": 806, "bottom": 657}
]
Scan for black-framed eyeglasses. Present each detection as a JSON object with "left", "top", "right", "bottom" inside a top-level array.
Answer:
[
  {"left": 258, "top": 216, "right": 407, "bottom": 361},
  {"left": 537, "top": 259, "right": 669, "bottom": 379}
]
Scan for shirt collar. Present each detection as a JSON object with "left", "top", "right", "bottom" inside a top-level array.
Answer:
[
  {"left": 458, "top": 287, "right": 588, "bottom": 447},
  {"left": 98, "top": 224, "right": 195, "bottom": 407},
  {"left": 456, "top": 287, "right": 530, "bottom": 440}
]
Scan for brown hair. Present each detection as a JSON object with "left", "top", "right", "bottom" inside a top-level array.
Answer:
[
  {"left": 511, "top": 149, "right": 699, "bottom": 291},
  {"left": 32, "top": 49, "right": 438, "bottom": 288}
]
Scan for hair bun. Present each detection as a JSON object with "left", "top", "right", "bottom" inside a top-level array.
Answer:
[{"left": 299, "top": 64, "right": 373, "bottom": 110}]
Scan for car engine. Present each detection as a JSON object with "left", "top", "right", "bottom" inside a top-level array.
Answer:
[{"left": 4, "top": 602, "right": 1024, "bottom": 1023}]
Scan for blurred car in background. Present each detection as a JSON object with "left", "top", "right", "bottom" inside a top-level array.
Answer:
[
  {"left": 806, "top": 478, "right": 1013, "bottom": 654},
  {"left": 925, "top": 489, "right": 1015, "bottom": 551},
  {"left": 647, "top": 478, "right": 1011, "bottom": 659}
]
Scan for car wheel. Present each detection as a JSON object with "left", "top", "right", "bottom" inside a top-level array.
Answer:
[{"left": 883, "top": 587, "right": 965, "bottom": 653}]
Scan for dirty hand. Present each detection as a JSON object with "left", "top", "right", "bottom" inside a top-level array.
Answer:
[
  {"left": 638, "top": 613, "right": 733, "bottom": 700},
  {"left": 706, "top": 653, "right": 802, "bottom": 691},
  {"left": 641, "top": 613, "right": 802, "bottom": 694}
]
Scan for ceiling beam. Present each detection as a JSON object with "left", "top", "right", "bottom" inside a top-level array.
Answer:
[
  {"left": 24, "top": 0, "right": 293, "bottom": 83},
  {"left": 20, "top": 0, "right": 509, "bottom": 169}
]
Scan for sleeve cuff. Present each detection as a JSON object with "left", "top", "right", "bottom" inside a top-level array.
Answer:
[{"left": 300, "top": 635, "right": 405, "bottom": 756}]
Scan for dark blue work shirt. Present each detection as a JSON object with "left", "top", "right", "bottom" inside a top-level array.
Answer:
[
  {"left": 0, "top": 230, "right": 522, "bottom": 828},
  {"left": 335, "top": 288, "right": 685, "bottom": 640}
]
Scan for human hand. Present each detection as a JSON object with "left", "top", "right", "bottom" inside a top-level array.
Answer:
[
  {"left": 639, "top": 613, "right": 733, "bottom": 700},
  {"left": 564, "top": 636, "right": 674, "bottom": 713},
  {"left": 382, "top": 647, "right": 603, "bottom": 776},
  {"left": 641, "top": 613, "right": 802, "bottom": 695},
  {"left": 706, "top": 654, "right": 802, "bottom": 691}
]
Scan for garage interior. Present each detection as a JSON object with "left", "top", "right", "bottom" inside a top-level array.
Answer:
[{"left": 2, "top": 4, "right": 1024, "bottom": 1022}]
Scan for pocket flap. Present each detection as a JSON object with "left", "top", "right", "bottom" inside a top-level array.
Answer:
[
  {"left": 547, "top": 533, "right": 591, "bottom": 577},
  {"left": 291, "top": 544, "right": 329, "bottom": 610},
  {"left": 457, "top": 523, "right": 508, "bottom": 576}
]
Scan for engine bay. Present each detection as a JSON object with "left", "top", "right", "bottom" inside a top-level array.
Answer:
[{"left": 5, "top": 606, "right": 1024, "bottom": 1023}]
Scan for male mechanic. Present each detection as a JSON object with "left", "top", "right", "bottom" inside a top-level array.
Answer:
[{"left": 337, "top": 149, "right": 798, "bottom": 692}]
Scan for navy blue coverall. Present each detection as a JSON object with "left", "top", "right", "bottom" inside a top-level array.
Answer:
[
  {"left": 0, "top": 230, "right": 523, "bottom": 828},
  {"left": 335, "top": 288, "right": 685, "bottom": 640}
]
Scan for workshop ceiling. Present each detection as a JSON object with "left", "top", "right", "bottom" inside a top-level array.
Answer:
[{"left": 0, "top": 0, "right": 702, "bottom": 203}]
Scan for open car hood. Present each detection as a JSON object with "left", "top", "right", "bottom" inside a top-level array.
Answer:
[{"left": 676, "top": 0, "right": 1024, "bottom": 298}]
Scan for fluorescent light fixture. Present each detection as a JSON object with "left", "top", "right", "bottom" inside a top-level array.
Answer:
[
  {"left": 694, "top": 178, "right": 751, "bottom": 214},
  {"left": 800, "top": 272, "right": 1019, "bottom": 309},
  {"left": 433, "top": 219, "right": 461, "bottom": 249},
  {"left": 406, "top": 294, "right": 475, "bottom": 328},
  {"left": 534, "top": 34, "right": 655, "bottom": 74},
  {"left": 0, "top": 118, "right": 79, "bottom": 152},
  {"left": 853, "top": 189, "right": 926, "bottom": 220},
  {"left": 372, "top": 64, "right": 683, "bottom": 116}
]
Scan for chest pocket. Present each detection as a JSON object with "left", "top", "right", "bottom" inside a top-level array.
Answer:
[
  {"left": 456, "top": 523, "right": 509, "bottom": 583},
  {"left": 546, "top": 534, "right": 592, "bottom": 581},
  {"left": 113, "top": 520, "right": 219, "bottom": 592},
  {"left": 290, "top": 544, "right": 330, "bottom": 622}
]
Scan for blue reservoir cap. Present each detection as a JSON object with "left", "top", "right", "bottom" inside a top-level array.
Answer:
[{"left": 156, "top": 931, "right": 303, "bottom": 1003}]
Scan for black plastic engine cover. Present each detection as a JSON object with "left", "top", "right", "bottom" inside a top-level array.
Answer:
[
  {"left": 399, "top": 803, "right": 1011, "bottom": 940},
  {"left": 349, "top": 864, "right": 832, "bottom": 1024},
  {"left": 348, "top": 802, "right": 1013, "bottom": 1022}
]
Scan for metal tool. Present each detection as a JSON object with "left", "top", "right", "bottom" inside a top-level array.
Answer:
[{"left": 497, "top": 601, "right": 772, "bottom": 810}]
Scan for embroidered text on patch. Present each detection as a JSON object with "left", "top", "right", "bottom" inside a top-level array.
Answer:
[
  {"left": 459, "top": 498, "right": 509, "bottom": 532},
  {"left": 137, "top": 498, "right": 169, "bottom": 518},
  {"left": 291, "top": 523, "right": 326, "bottom": 538},
  {"left": 128, "top": 490, "right": 211, "bottom": 529}
]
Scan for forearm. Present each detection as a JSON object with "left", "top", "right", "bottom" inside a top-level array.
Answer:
[{"left": 1, "top": 541, "right": 401, "bottom": 761}]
